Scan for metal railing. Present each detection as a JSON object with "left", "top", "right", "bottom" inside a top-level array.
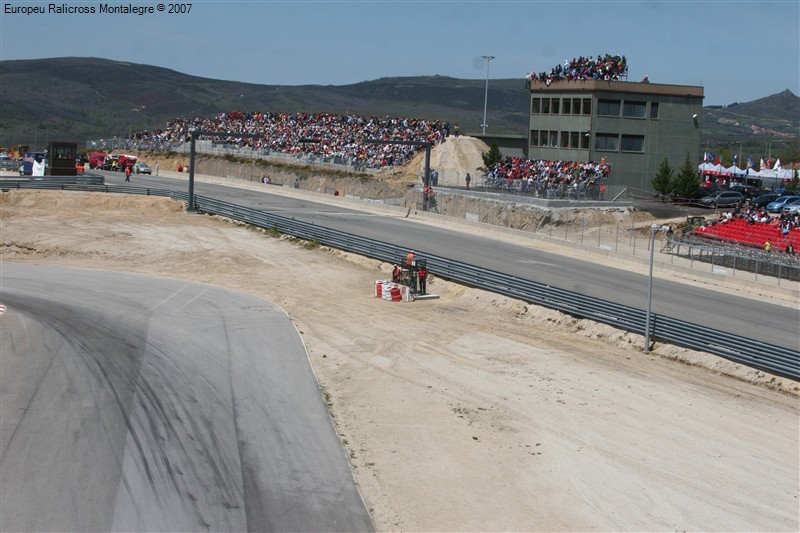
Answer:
[
  {"left": 667, "top": 231, "right": 800, "bottom": 283},
  {"left": 4, "top": 181, "right": 798, "bottom": 380}
]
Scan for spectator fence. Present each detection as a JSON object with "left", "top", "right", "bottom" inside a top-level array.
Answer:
[{"left": 666, "top": 230, "right": 800, "bottom": 283}]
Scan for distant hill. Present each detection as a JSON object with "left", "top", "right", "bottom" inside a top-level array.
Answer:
[
  {"left": 1, "top": 57, "right": 797, "bottom": 151},
  {"left": 703, "top": 89, "right": 799, "bottom": 143}
]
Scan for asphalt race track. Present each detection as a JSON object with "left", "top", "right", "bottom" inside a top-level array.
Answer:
[
  {"left": 116, "top": 171, "right": 799, "bottom": 351},
  {"left": 0, "top": 264, "right": 373, "bottom": 532}
]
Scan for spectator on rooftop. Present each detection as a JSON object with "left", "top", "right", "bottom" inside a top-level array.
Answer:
[{"left": 526, "top": 53, "right": 627, "bottom": 87}]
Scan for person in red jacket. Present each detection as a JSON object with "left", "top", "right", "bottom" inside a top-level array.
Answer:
[
  {"left": 418, "top": 266, "right": 427, "bottom": 294},
  {"left": 392, "top": 265, "right": 402, "bottom": 283},
  {"left": 124, "top": 166, "right": 131, "bottom": 182}
]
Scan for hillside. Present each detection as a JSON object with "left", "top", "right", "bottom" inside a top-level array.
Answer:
[
  {"left": 703, "top": 89, "right": 800, "bottom": 143},
  {"left": 1, "top": 57, "right": 797, "bottom": 150},
  {"left": 0, "top": 57, "right": 529, "bottom": 144}
]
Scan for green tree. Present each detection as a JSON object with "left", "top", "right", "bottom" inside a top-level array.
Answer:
[
  {"left": 788, "top": 167, "right": 799, "bottom": 192},
  {"left": 718, "top": 147, "right": 733, "bottom": 167},
  {"left": 671, "top": 152, "right": 700, "bottom": 199},
  {"left": 651, "top": 158, "right": 674, "bottom": 196},
  {"left": 480, "top": 141, "right": 503, "bottom": 170}
]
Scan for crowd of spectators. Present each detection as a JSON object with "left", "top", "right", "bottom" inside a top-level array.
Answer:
[
  {"left": 129, "top": 111, "right": 448, "bottom": 170},
  {"left": 485, "top": 156, "right": 611, "bottom": 199},
  {"left": 706, "top": 204, "right": 800, "bottom": 231},
  {"left": 696, "top": 203, "right": 800, "bottom": 254},
  {"left": 526, "top": 54, "right": 628, "bottom": 86}
]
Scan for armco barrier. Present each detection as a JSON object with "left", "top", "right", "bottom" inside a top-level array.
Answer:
[
  {"left": 0, "top": 175, "right": 106, "bottom": 186},
  {"left": 4, "top": 182, "right": 798, "bottom": 381}
]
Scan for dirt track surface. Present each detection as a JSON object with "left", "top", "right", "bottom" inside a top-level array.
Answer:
[{"left": 2, "top": 190, "right": 798, "bottom": 532}]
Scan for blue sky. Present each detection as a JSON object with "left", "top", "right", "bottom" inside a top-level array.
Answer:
[{"left": 1, "top": 0, "right": 798, "bottom": 106}]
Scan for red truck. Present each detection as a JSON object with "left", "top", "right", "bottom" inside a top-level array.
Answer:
[
  {"left": 117, "top": 154, "right": 137, "bottom": 172},
  {"left": 89, "top": 151, "right": 107, "bottom": 170}
]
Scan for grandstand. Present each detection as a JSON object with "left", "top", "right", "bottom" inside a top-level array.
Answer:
[{"left": 694, "top": 218, "right": 798, "bottom": 252}]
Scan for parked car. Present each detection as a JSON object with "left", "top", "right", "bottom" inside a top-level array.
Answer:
[
  {"left": 133, "top": 162, "right": 151, "bottom": 174},
  {"left": 696, "top": 190, "right": 745, "bottom": 208},
  {"left": 783, "top": 201, "right": 800, "bottom": 215},
  {"left": 672, "top": 187, "right": 718, "bottom": 203},
  {"left": 750, "top": 193, "right": 780, "bottom": 209},
  {"left": 0, "top": 155, "right": 15, "bottom": 170},
  {"left": 698, "top": 183, "right": 725, "bottom": 194},
  {"left": 728, "top": 184, "right": 760, "bottom": 199},
  {"left": 766, "top": 195, "right": 800, "bottom": 213}
]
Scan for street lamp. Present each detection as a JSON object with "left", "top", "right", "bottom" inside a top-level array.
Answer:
[{"left": 481, "top": 55, "right": 495, "bottom": 135}]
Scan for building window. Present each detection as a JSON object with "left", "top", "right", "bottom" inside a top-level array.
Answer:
[
  {"left": 563, "top": 99, "right": 572, "bottom": 115},
  {"left": 581, "top": 132, "right": 590, "bottom": 149},
  {"left": 597, "top": 99, "right": 621, "bottom": 117},
  {"left": 548, "top": 131, "right": 558, "bottom": 147},
  {"left": 542, "top": 99, "right": 550, "bottom": 114},
  {"left": 621, "top": 134, "right": 645, "bottom": 152},
  {"left": 551, "top": 98, "right": 560, "bottom": 114},
  {"left": 531, "top": 98, "right": 541, "bottom": 114},
  {"left": 560, "top": 131, "right": 570, "bottom": 148},
  {"left": 539, "top": 130, "right": 548, "bottom": 147},
  {"left": 531, "top": 130, "right": 539, "bottom": 146},
  {"left": 582, "top": 98, "right": 591, "bottom": 115},
  {"left": 570, "top": 131, "right": 579, "bottom": 149},
  {"left": 650, "top": 102, "right": 659, "bottom": 119},
  {"left": 53, "top": 145, "right": 75, "bottom": 159},
  {"left": 595, "top": 133, "right": 618, "bottom": 151},
  {"left": 623, "top": 101, "right": 646, "bottom": 118}
]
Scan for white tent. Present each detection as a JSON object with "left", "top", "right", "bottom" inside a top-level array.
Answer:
[
  {"left": 753, "top": 168, "right": 792, "bottom": 189},
  {"left": 725, "top": 165, "right": 747, "bottom": 177},
  {"left": 697, "top": 162, "right": 730, "bottom": 176},
  {"left": 698, "top": 163, "right": 796, "bottom": 187}
]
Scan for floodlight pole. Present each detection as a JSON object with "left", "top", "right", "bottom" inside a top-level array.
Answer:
[
  {"left": 364, "top": 139, "right": 432, "bottom": 211},
  {"left": 187, "top": 129, "right": 266, "bottom": 212},
  {"left": 188, "top": 131, "right": 197, "bottom": 211},
  {"left": 644, "top": 223, "right": 658, "bottom": 353},
  {"left": 481, "top": 55, "right": 495, "bottom": 135}
]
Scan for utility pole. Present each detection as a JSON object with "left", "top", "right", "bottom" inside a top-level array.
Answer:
[{"left": 738, "top": 141, "right": 742, "bottom": 168}]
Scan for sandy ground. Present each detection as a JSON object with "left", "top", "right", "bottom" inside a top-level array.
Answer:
[{"left": 2, "top": 189, "right": 798, "bottom": 532}]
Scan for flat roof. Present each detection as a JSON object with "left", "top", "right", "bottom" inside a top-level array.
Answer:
[{"left": 528, "top": 79, "right": 704, "bottom": 98}]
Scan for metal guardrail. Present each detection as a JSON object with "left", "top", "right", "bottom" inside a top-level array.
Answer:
[
  {"left": 1, "top": 181, "right": 187, "bottom": 200},
  {"left": 4, "top": 181, "right": 799, "bottom": 381},
  {"left": 0, "top": 175, "right": 106, "bottom": 186}
]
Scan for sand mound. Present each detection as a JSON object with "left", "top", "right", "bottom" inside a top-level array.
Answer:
[{"left": 398, "top": 135, "right": 489, "bottom": 186}]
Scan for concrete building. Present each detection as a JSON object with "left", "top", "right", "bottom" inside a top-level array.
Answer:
[{"left": 527, "top": 79, "right": 704, "bottom": 195}]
